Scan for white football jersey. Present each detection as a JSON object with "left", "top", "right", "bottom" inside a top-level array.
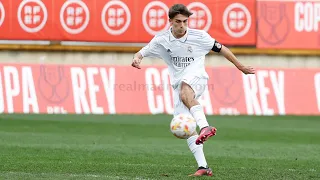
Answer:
[{"left": 139, "top": 27, "right": 221, "bottom": 88}]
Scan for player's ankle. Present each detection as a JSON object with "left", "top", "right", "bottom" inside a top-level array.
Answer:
[
  {"left": 198, "top": 123, "right": 209, "bottom": 130},
  {"left": 200, "top": 126, "right": 209, "bottom": 132}
]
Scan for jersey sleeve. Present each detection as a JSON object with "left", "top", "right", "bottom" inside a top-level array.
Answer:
[
  {"left": 200, "top": 31, "right": 222, "bottom": 53},
  {"left": 139, "top": 36, "right": 162, "bottom": 59}
]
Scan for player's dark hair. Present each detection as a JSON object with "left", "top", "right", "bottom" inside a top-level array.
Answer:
[{"left": 168, "top": 4, "right": 193, "bottom": 19}]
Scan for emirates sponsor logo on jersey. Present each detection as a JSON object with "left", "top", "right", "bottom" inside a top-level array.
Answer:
[{"left": 171, "top": 56, "right": 195, "bottom": 68}]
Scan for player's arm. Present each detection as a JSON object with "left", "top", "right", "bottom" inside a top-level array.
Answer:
[
  {"left": 218, "top": 44, "right": 255, "bottom": 74},
  {"left": 132, "top": 37, "right": 161, "bottom": 69},
  {"left": 202, "top": 31, "right": 255, "bottom": 74},
  {"left": 210, "top": 40, "right": 255, "bottom": 75}
]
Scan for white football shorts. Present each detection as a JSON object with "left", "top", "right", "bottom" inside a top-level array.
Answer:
[{"left": 173, "top": 76, "right": 208, "bottom": 117}]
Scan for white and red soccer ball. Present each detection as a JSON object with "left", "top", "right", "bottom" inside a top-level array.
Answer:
[{"left": 170, "top": 114, "right": 197, "bottom": 139}]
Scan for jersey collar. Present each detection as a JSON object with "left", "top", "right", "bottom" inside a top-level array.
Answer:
[{"left": 169, "top": 27, "right": 188, "bottom": 42}]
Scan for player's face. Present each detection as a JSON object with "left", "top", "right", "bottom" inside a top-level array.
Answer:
[{"left": 170, "top": 14, "right": 188, "bottom": 38}]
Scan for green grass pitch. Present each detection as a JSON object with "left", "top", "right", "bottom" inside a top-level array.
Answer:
[{"left": 0, "top": 114, "right": 319, "bottom": 179}]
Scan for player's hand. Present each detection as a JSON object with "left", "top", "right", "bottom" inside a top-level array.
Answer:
[
  {"left": 239, "top": 66, "right": 255, "bottom": 74},
  {"left": 131, "top": 57, "right": 141, "bottom": 69}
]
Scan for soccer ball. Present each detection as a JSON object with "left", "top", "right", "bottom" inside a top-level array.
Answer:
[{"left": 170, "top": 114, "right": 197, "bottom": 139}]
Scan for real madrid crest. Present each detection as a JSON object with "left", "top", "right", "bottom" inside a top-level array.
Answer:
[
  {"left": 215, "top": 42, "right": 222, "bottom": 49},
  {"left": 187, "top": 45, "right": 193, "bottom": 53}
]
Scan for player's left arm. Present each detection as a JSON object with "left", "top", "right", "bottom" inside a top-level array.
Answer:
[
  {"left": 214, "top": 43, "right": 255, "bottom": 74},
  {"left": 202, "top": 31, "right": 255, "bottom": 75}
]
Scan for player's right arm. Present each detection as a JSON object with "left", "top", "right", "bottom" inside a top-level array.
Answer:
[
  {"left": 131, "top": 37, "right": 161, "bottom": 69},
  {"left": 132, "top": 52, "right": 143, "bottom": 69}
]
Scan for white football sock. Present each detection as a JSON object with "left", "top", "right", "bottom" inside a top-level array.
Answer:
[
  {"left": 190, "top": 105, "right": 209, "bottom": 130},
  {"left": 187, "top": 135, "right": 208, "bottom": 168}
]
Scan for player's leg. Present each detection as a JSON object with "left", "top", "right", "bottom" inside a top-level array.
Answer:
[
  {"left": 185, "top": 125, "right": 213, "bottom": 176},
  {"left": 187, "top": 131, "right": 207, "bottom": 168},
  {"left": 179, "top": 77, "right": 217, "bottom": 145},
  {"left": 187, "top": 133, "right": 212, "bottom": 176},
  {"left": 173, "top": 85, "right": 211, "bottom": 176},
  {"left": 179, "top": 81, "right": 209, "bottom": 129}
]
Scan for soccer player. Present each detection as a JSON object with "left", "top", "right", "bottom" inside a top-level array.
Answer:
[{"left": 131, "top": 4, "right": 255, "bottom": 177}]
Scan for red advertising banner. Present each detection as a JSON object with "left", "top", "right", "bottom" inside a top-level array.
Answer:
[
  {"left": 0, "top": 63, "right": 319, "bottom": 115},
  {"left": 257, "top": 0, "right": 320, "bottom": 49},
  {"left": 0, "top": 0, "right": 256, "bottom": 45}
]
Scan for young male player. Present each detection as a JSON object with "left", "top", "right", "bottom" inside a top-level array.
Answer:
[{"left": 131, "top": 4, "right": 255, "bottom": 176}]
